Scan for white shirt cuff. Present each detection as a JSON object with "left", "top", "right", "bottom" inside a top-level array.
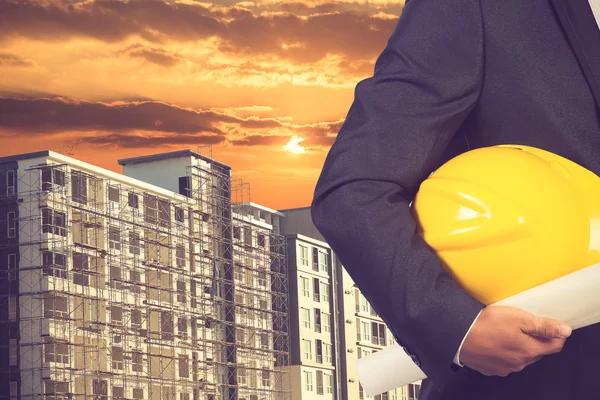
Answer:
[{"left": 453, "top": 310, "right": 483, "bottom": 367}]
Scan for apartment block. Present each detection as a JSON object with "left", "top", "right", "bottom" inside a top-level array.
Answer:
[
  {"left": 279, "top": 207, "right": 421, "bottom": 400},
  {"left": 0, "top": 149, "right": 291, "bottom": 400}
]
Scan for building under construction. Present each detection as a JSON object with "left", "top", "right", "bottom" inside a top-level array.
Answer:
[{"left": 0, "top": 149, "right": 290, "bottom": 400}]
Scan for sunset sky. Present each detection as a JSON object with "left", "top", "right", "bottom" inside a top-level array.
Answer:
[{"left": 0, "top": 0, "right": 404, "bottom": 209}]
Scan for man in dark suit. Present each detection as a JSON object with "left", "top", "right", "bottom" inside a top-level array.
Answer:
[{"left": 310, "top": 0, "right": 600, "bottom": 398}]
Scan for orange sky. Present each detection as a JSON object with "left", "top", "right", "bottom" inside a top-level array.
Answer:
[{"left": 0, "top": 0, "right": 404, "bottom": 210}]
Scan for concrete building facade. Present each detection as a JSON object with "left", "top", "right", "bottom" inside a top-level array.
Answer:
[
  {"left": 279, "top": 207, "right": 421, "bottom": 400},
  {"left": 0, "top": 149, "right": 291, "bottom": 400}
]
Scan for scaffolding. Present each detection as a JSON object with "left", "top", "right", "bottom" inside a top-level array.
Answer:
[{"left": 0, "top": 149, "right": 291, "bottom": 400}]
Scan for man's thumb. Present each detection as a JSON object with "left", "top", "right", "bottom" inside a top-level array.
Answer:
[{"left": 524, "top": 316, "right": 572, "bottom": 338}]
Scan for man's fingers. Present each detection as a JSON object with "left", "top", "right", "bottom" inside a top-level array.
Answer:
[{"left": 521, "top": 315, "right": 571, "bottom": 339}]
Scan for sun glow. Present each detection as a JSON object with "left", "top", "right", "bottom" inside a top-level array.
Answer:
[{"left": 284, "top": 136, "right": 306, "bottom": 154}]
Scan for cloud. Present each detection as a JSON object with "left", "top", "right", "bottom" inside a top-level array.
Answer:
[
  {"left": 0, "top": 96, "right": 236, "bottom": 134},
  {"left": 121, "top": 44, "right": 182, "bottom": 67},
  {"left": 0, "top": 95, "right": 342, "bottom": 148},
  {"left": 0, "top": 53, "right": 35, "bottom": 67},
  {"left": 0, "top": 0, "right": 400, "bottom": 64},
  {"left": 80, "top": 132, "right": 226, "bottom": 148}
]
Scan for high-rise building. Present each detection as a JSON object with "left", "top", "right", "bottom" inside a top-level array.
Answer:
[
  {"left": 279, "top": 207, "right": 421, "bottom": 400},
  {"left": 0, "top": 149, "right": 291, "bottom": 400}
]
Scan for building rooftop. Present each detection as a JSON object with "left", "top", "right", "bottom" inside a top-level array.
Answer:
[
  {"left": 240, "top": 201, "right": 285, "bottom": 217},
  {"left": 118, "top": 149, "right": 230, "bottom": 169},
  {"left": 0, "top": 150, "right": 53, "bottom": 164}
]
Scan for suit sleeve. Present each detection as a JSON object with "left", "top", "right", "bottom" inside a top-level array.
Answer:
[{"left": 311, "top": 0, "right": 486, "bottom": 391}]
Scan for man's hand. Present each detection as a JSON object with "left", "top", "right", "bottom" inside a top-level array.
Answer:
[{"left": 459, "top": 306, "right": 572, "bottom": 377}]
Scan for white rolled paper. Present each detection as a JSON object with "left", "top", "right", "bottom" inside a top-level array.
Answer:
[{"left": 357, "top": 261, "right": 600, "bottom": 396}]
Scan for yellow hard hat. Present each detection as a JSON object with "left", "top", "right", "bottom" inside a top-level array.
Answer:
[{"left": 411, "top": 144, "right": 600, "bottom": 305}]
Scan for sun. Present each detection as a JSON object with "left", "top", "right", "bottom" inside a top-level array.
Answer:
[{"left": 283, "top": 136, "right": 306, "bottom": 154}]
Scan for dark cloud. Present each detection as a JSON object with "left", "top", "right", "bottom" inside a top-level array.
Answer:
[
  {"left": 121, "top": 44, "right": 181, "bottom": 67},
  {"left": 0, "top": 97, "right": 239, "bottom": 134},
  {"left": 80, "top": 133, "right": 225, "bottom": 148},
  {"left": 0, "top": 0, "right": 400, "bottom": 63},
  {"left": 0, "top": 95, "right": 341, "bottom": 148},
  {"left": 229, "top": 135, "right": 290, "bottom": 146},
  {"left": 0, "top": 53, "right": 35, "bottom": 67}
]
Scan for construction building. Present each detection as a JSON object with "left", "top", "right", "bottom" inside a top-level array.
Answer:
[
  {"left": 0, "top": 149, "right": 291, "bottom": 400},
  {"left": 279, "top": 208, "right": 421, "bottom": 400}
]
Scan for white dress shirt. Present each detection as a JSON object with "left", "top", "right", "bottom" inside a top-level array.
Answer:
[{"left": 590, "top": 0, "right": 600, "bottom": 29}]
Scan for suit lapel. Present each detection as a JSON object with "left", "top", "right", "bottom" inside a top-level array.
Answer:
[{"left": 550, "top": 0, "right": 600, "bottom": 111}]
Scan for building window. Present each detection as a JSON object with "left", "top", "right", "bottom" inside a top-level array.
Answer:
[
  {"left": 8, "top": 253, "right": 17, "bottom": 280},
  {"left": 300, "top": 276, "right": 310, "bottom": 297},
  {"left": 320, "top": 282, "right": 329, "bottom": 302},
  {"left": 257, "top": 233, "right": 265, "bottom": 247},
  {"left": 238, "top": 367, "right": 247, "bottom": 385},
  {"left": 109, "top": 226, "right": 121, "bottom": 250},
  {"left": 303, "top": 340, "right": 312, "bottom": 361},
  {"left": 178, "top": 317, "right": 188, "bottom": 338},
  {"left": 360, "top": 321, "right": 371, "bottom": 342},
  {"left": 108, "top": 185, "right": 119, "bottom": 203},
  {"left": 319, "top": 251, "right": 329, "bottom": 273},
  {"left": 111, "top": 306, "right": 122, "bottom": 325},
  {"left": 257, "top": 270, "right": 267, "bottom": 287},
  {"left": 371, "top": 322, "right": 386, "bottom": 346},
  {"left": 93, "top": 380, "right": 108, "bottom": 400},
  {"left": 112, "top": 346, "right": 123, "bottom": 370},
  {"left": 175, "top": 207, "right": 184, "bottom": 222},
  {"left": 302, "top": 308, "right": 311, "bottom": 329},
  {"left": 144, "top": 194, "right": 158, "bottom": 224},
  {"left": 44, "top": 339, "right": 69, "bottom": 364},
  {"left": 299, "top": 245, "right": 309, "bottom": 266},
  {"left": 128, "top": 192, "right": 139, "bottom": 209},
  {"left": 316, "top": 339, "right": 323, "bottom": 363},
  {"left": 132, "top": 388, "right": 144, "bottom": 399},
  {"left": 44, "top": 294, "right": 68, "bottom": 319},
  {"left": 131, "top": 309, "right": 142, "bottom": 328},
  {"left": 41, "top": 166, "right": 65, "bottom": 191},
  {"left": 72, "top": 252, "right": 89, "bottom": 286},
  {"left": 233, "top": 226, "right": 241, "bottom": 239},
  {"left": 262, "top": 369, "right": 270, "bottom": 387},
  {"left": 129, "top": 231, "right": 140, "bottom": 255},
  {"left": 325, "top": 374, "right": 333, "bottom": 394},
  {"left": 158, "top": 198, "right": 170, "bottom": 227},
  {"left": 132, "top": 352, "right": 143, "bottom": 372},
  {"left": 113, "top": 387, "right": 124, "bottom": 399},
  {"left": 315, "top": 308, "right": 321, "bottom": 333},
  {"left": 179, "top": 355, "right": 189, "bottom": 378},
  {"left": 316, "top": 370, "right": 324, "bottom": 395},
  {"left": 41, "top": 208, "right": 66, "bottom": 236},
  {"left": 110, "top": 266, "right": 122, "bottom": 289},
  {"left": 408, "top": 384, "right": 420, "bottom": 400},
  {"left": 304, "top": 371, "right": 313, "bottom": 391},
  {"left": 359, "top": 293, "right": 370, "bottom": 313},
  {"left": 71, "top": 171, "right": 88, "bottom": 204},
  {"left": 177, "top": 280, "right": 186, "bottom": 303},
  {"left": 312, "top": 248, "right": 319, "bottom": 271},
  {"left": 176, "top": 244, "right": 185, "bottom": 268},
  {"left": 42, "top": 251, "right": 67, "bottom": 279},
  {"left": 7, "top": 211, "right": 16, "bottom": 238},
  {"left": 313, "top": 278, "right": 320, "bottom": 302},
  {"left": 6, "top": 170, "right": 15, "bottom": 196},
  {"left": 322, "top": 313, "right": 331, "bottom": 333},
  {"left": 260, "top": 333, "right": 269, "bottom": 349},
  {"left": 324, "top": 343, "right": 332, "bottom": 364}
]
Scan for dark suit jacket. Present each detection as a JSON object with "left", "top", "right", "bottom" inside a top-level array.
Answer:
[{"left": 310, "top": 0, "right": 600, "bottom": 398}]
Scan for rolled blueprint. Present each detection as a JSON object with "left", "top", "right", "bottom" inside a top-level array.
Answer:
[{"left": 356, "top": 261, "right": 600, "bottom": 396}]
